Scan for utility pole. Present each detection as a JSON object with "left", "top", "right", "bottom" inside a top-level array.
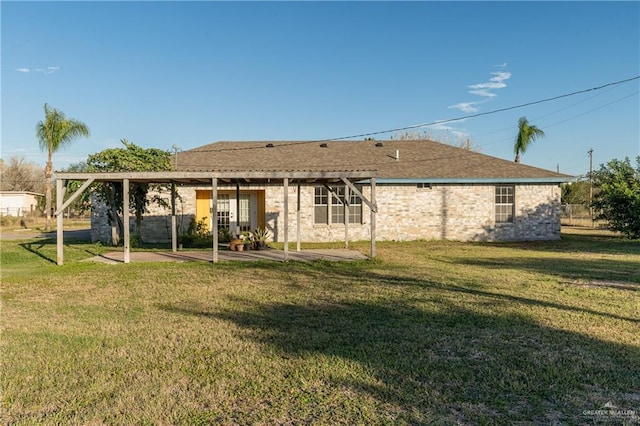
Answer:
[
  {"left": 172, "top": 144, "right": 181, "bottom": 169},
  {"left": 588, "top": 148, "right": 594, "bottom": 225}
]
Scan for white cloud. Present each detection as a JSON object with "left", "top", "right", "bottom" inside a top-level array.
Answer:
[
  {"left": 491, "top": 71, "right": 511, "bottom": 82},
  {"left": 36, "top": 66, "right": 61, "bottom": 74},
  {"left": 468, "top": 89, "right": 497, "bottom": 98},
  {"left": 467, "top": 71, "right": 511, "bottom": 97},
  {"left": 448, "top": 68, "right": 511, "bottom": 112},
  {"left": 448, "top": 102, "right": 479, "bottom": 113},
  {"left": 425, "top": 122, "right": 470, "bottom": 140},
  {"left": 16, "top": 68, "right": 30, "bottom": 73}
]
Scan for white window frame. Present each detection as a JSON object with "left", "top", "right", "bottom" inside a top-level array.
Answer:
[{"left": 495, "top": 185, "right": 515, "bottom": 224}]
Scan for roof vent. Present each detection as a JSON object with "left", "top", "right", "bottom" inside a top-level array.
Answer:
[
  {"left": 319, "top": 143, "right": 328, "bottom": 148},
  {"left": 375, "top": 142, "right": 383, "bottom": 147},
  {"left": 266, "top": 143, "right": 274, "bottom": 148}
]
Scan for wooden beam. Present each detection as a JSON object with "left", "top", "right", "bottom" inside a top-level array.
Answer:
[
  {"left": 344, "top": 185, "right": 349, "bottom": 249},
  {"left": 341, "top": 177, "right": 377, "bottom": 213},
  {"left": 296, "top": 183, "right": 301, "bottom": 252},
  {"left": 212, "top": 178, "right": 218, "bottom": 263},
  {"left": 283, "top": 178, "right": 289, "bottom": 261},
  {"left": 56, "top": 170, "right": 376, "bottom": 181},
  {"left": 123, "top": 179, "right": 130, "bottom": 264},
  {"left": 171, "top": 183, "right": 177, "bottom": 253},
  {"left": 54, "top": 178, "right": 95, "bottom": 215},
  {"left": 235, "top": 182, "right": 240, "bottom": 237},
  {"left": 370, "top": 178, "right": 377, "bottom": 259},
  {"left": 322, "top": 183, "right": 345, "bottom": 206},
  {"left": 56, "top": 179, "right": 65, "bottom": 265}
]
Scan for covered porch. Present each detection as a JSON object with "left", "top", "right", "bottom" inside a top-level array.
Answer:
[{"left": 54, "top": 170, "right": 377, "bottom": 265}]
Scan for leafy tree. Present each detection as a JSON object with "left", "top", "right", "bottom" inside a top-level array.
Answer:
[
  {"left": 0, "top": 156, "right": 45, "bottom": 193},
  {"left": 561, "top": 179, "right": 590, "bottom": 205},
  {"left": 86, "top": 139, "right": 173, "bottom": 246},
  {"left": 592, "top": 156, "right": 640, "bottom": 239},
  {"left": 35, "top": 103, "right": 90, "bottom": 231},
  {"left": 513, "top": 117, "right": 544, "bottom": 163}
]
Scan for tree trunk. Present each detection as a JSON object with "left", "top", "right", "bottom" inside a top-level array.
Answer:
[
  {"left": 106, "top": 185, "right": 123, "bottom": 246},
  {"left": 135, "top": 210, "right": 143, "bottom": 248},
  {"left": 514, "top": 153, "right": 521, "bottom": 163}
]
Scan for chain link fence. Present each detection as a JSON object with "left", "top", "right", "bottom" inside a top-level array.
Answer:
[{"left": 561, "top": 204, "right": 607, "bottom": 227}]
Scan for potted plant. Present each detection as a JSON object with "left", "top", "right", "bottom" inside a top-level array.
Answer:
[
  {"left": 241, "top": 231, "right": 253, "bottom": 251},
  {"left": 250, "top": 227, "right": 271, "bottom": 250},
  {"left": 230, "top": 237, "right": 244, "bottom": 251}
]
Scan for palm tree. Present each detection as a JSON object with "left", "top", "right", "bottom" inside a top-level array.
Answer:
[
  {"left": 36, "top": 103, "right": 90, "bottom": 231},
  {"left": 514, "top": 116, "right": 545, "bottom": 163}
]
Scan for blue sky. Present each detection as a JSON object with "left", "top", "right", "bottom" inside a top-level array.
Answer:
[{"left": 2, "top": 1, "right": 639, "bottom": 178}]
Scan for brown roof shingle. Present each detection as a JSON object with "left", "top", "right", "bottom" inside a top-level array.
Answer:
[{"left": 176, "top": 140, "right": 570, "bottom": 182}]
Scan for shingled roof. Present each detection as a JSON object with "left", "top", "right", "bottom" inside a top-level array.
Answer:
[{"left": 176, "top": 140, "right": 570, "bottom": 183}]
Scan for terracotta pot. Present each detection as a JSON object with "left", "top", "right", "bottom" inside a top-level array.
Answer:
[{"left": 230, "top": 238, "right": 243, "bottom": 251}]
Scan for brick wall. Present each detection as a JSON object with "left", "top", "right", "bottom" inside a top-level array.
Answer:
[{"left": 91, "top": 182, "right": 561, "bottom": 244}]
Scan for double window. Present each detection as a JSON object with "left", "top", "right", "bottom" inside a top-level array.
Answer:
[
  {"left": 314, "top": 186, "right": 363, "bottom": 225},
  {"left": 495, "top": 185, "right": 515, "bottom": 224}
]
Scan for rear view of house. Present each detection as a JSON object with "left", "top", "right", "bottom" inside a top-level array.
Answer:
[{"left": 90, "top": 139, "right": 570, "bottom": 244}]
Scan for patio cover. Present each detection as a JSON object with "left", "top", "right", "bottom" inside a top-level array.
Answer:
[{"left": 54, "top": 170, "right": 377, "bottom": 265}]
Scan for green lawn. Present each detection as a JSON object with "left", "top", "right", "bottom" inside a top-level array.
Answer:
[{"left": 1, "top": 229, "right": 639, "bottom": 424}]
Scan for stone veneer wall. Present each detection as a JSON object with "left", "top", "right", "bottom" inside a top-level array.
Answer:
[
  {"left": 90, "top": 189, "right": 196, "bottom": 244},
  {"left": 265, "top": 183, "right": 561, "bottom": 242},
  {"left": 91, "top": 183, "right": 561, "bottom": 244}
]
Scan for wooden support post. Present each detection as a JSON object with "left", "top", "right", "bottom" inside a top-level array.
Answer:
[
  {"left": 235, "top": 182, "right": 240, "bottom": 237},
  {"left": 56, "top": 179, "right": 64, "bottom": 265},
  {"left": 54, "top": 178, "right": 94, "bottom": 215},
  {"left": 296, "top": 182, "right": 301, "bottom": 252},
  {"left": 344, "top": 184, "right": 349, "bottom": 249},
  {"left": 123, "top": 179, "right": 130, "bottom": 264},
  {"left": 370, "top": 178, "right": 376, "bottom": 259},
  {"left": 283, "top": 177, "right": 289, "bottom": 261},
  {"left": 212, "top": 178, "right": 218, "bottom": 263},
  {"left": 171, "top": 183, "right": 177, "bottom": 252}
]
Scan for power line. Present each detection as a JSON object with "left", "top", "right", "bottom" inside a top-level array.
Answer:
[
  {"left": 472, "top": 84, "right": 622, "bottom": 139},
  {"left": 477, "top": 89, "right": 640, "bottom": 149},
  {"left": 320, "top": 76, "right": 639, "bottom": 142},
  {"left": 185, "top": 75, "right": 639, "bottom": 155},
  {"left": 541, "top": 90, "right": 639, "bottom": 130}
]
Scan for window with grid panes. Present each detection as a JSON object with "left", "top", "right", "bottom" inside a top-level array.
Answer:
[
  {"left": 314, "top": 186, "right": 363, "bottom": 224},
  {"left": 495, "top": 185, "right": 515, "bottom": 223},
  {"left": 217, "top": 195, "right": 230, "bottom": 229},
  {"left": 314, "top": 187, "right": 328, "bottom": 224},
  {"left": 348, "top": 188, "right": 363, "bottom": 224},
  {"left": 331, "top": 187, "right": 345, "bottom": 224}
]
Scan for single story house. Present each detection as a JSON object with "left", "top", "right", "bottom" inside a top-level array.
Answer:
[
  {"left": 88, "top": 139, "right": 570, "bottom": 244},
  {"left": 0, "top": 191, "right": 43, "bottom": 217}
]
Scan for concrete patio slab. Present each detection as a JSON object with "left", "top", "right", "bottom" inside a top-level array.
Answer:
[{"left": 87, "top": 248, "right": 368, "bottom": 264}]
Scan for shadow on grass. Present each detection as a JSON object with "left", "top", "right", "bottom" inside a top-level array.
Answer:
[
  {"left": 19, "top": 240, "right": 58, "bottom": 264},
  {"left": 475, "top": 232, "right": 640, "bottom": 256},
  {"left": 162, "top": 298, "right": 639, "bottom": 423},
  {"left": 19, "top": 238, "right": 105, "bottom": 264},
  {"left": 215, "top": 257, "right": 640, "bottom": 324},
  {"left": 449, "top": 255, "right": 639, "bottom": 291}
]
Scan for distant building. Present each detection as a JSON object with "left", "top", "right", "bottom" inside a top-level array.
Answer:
[{"left": 0, "top": 191, "right": 43, "bottom": 217}]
